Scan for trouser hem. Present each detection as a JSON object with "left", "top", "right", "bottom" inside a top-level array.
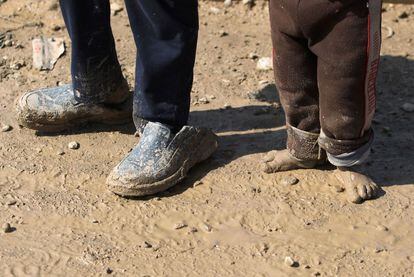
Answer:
[{"left": 287, "top": 124, "right": 325, "bottom": 161}]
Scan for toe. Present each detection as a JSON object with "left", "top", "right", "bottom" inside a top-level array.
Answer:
[
  {"left": 357, "top": 184, "right": 368, "bottom": 200},
  {"left": 347, "top": 185, "right": 363, "bottom": 204},
  {"left": 262, "top": 151, "right": 276, "bottom": 163},
  {"left": 263, "top": 161, "right": 279, "bottom": 174},
  {"left": 365, "top": 184, "right": 373, "bottom": 199},
  {"left": 370, "top": 183, "right": 380, "bottom": 198}
]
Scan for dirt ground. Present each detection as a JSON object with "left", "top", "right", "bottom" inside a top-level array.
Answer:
[{"left": 1, "top": 0, "right": 414, "bottom": 276}]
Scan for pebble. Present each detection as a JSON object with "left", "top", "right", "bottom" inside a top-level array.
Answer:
[
  {"left": 110, "top": 3, "right": 123, "bottom": 16},
  {"left": 201, "top": 223, "right": 212, "bottom": 232},
  {"left": 2, "top": 223, "right": 13, "bottom": 233},
  {"left": 189, "top": 227, "right": 198, "bottom": 233},
  {"left": 199, "top": 97, "right": 210, "bottom": 104},
  {"left": 4, "top": 39, "right": 13, "bottom": 47},
  {"left": 224, "top": 0, "right": 232, "bottom": 7},
  {"left": 6, "top": 199, "right": 17, "bottom": 206},
  {"left": 243, "top": 0, "right": 254, "bottom": 7},
  {"left": 68, "top": 141, "right": 80, "bottom": 150},
  {"left": 209, "top": 7, "right": 221, "bottom": 15},
  {"left": 373, "top": 245, "right": 386, "bottom": 253},
  {"left": 248, "top": 53, "right": 259, "bottom": 59},
  {"left": 281, "top": 176, "right": 299, "bottom": 186},
  {"left": 141, "top": 241, "right": 152, "bottom": 248},
  {"left": 173, "top": 222, "right": 188, "bottom": 230},
  {"left": 219, "top": 30, "right": 229, "bottom": 37},
  {"left": 57, "top": 150, "right": 65, "bottom": 156},
  {"left": 1, "top": 125, "right": 12, "bottom": 132},
  {"left": 376, "top": 225, "right": 389, "bottom": 232},
  {"left": 223, "top": 103, "right": 231, "bottom": 109},
  {"left": 256, "top": 57, "right": 273, "bottom": 71},
  {"left": 401, "top": 102, "right": 414, "bottom": 112},
  {"left": 284, "top": 256, "right": 297, "bottom": 267}
]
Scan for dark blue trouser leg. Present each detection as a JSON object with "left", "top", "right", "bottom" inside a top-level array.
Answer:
[
  {"left": 60, "top": 0, "right": 198, "bottom": 129},
  {"left": 59, "top": 0, "right": 125, "bottom": 103},
  {"left": 124, "top": 0, "right": 198, "bottom": 129}
]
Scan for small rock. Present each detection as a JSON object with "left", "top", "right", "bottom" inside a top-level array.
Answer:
[
  {"left": 1, "top": 125, "right": 12, "bottom": 132},
  {"left": 10, "top": 61, "right": 24, "bottom": 70},
  {"left": 91, "top": 219, "right": 99, "bottom": 224},
  {"left": 141, "top": 241, "right": 152, "bottom": 248},
  {"left": 190, "top": 227, "right": 198, "bottom": 233},
  {"left": 209, "top": 7, "right": 221, "bottom": 14},
  {"left": 376, "top": 225, "right": 389, "bottom": 232},
  {"left": 373, "top": 245, "right": 386, "bottom": 253},
  {"left": 106, "top": 268, "right": 113, "bottom": 274},
  {"left": 201, "top": 223, "right": 212, "bottom": 232},
  {"left": 224, "top": 0, "right": 232, "bottom": 7},
  {"left": 199, "top": 97, "right": 210, "bottom": 104},
  {"left": 223, "top": 103, "right": 231, "bottom": 109},
  {"left": 68, "top": 141, "right": 80, "bottom": 150},
  {"left": 284, "top": 256, "right": 298, "bottom": 267},
  {"left": 173, "top": 222, "right": 188, "bottom": 230},
  {"left": 51, "top": 25, "right": 61, "bottom": 31},
  {"left": 110, "top": 3, "right": 123, "bottom": 16},
  {"left": 2, "top": 223, "right": 13, "bottom": 233},
  {"left": 401, "top": 102, "right": 414, "bottom": 113},
  {"left": 219, "top": 30, "right": 228, "bottom": 37},
  {"left": 6, "top": 199, "right": 17, "bottom": 206},
  {"left": 256, "top": 57, "right": 273, "bottom": 71},
  {"left": 243, "top": 0, "right": 254, "bottom": 7},
  {"left": 281, "top": 176, "right": 299, "bottom": 186},
  {"left": 248, "top": 53, "right": 259, "bottom": 60},
  {"left": 57, "top": 150, "right": 65, "bottom": 156}
]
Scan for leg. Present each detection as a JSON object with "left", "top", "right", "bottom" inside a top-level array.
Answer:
[
  {"left": 124, "top": 0, "right": 198, "bottom": 130},
  {"left": 263, "top": 0, "right": 325, "bottom": 174},
  {"left": 60, "top": 0, "right": 128, "bottom": 103},
  {"left": 17, "top": 0, "right": 132, "bottom": 132},
  {"left": 307, "top": 0, "right": 382, "bottom": 203},
  {"left": 107, "top": 0, "right": 218, "bottom": 197}
]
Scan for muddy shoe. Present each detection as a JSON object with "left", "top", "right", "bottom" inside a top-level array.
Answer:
[
  {"left": 331, "top": 167, "right": 381, "bottom": 204},
  {"left": 107, "top": 122, "right": 218, "bottom": 197},
  {"left": 262, "top": 149, "right": 326, "bottom": 173},
  {"left": 16, "top": 83, "right": 132, "bottom": 132}
]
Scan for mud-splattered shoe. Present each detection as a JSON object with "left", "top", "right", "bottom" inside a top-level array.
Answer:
[
  {"left": 107, "top": 122, "right": 218, "bottom": 197},
  {"left": 16, "top": 83, "right": 132, "bottom": 132}
]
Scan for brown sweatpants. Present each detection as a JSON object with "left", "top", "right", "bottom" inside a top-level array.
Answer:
[{"left": 269, "top": 0, "right": 381, "bottom": 165}]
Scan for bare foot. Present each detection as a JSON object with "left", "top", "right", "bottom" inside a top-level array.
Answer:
[
  {"left": 262, "top": 149, "right": 320, "bottom": 173},
  {"left": 332, "top": 167, "right": 380, "bottom": 204}
]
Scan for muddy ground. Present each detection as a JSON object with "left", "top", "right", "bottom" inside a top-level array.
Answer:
[{"left": 1, "top": 1, "right": 414, "bottom": 276}]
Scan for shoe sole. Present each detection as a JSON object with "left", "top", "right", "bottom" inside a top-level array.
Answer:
[
  {"left": 16, "top": 93, "right": 133, "bottom": 132},
  {"left": 106, "top": 129, "right": 218, "bottom": 197}
]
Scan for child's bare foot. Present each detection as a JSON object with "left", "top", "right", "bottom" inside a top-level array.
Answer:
[
  {"left": 262, "top": 149, "right": 321, "bottom": 173},
  {"left": 332, "top": 167, "right": 380, "bottom": 204}
]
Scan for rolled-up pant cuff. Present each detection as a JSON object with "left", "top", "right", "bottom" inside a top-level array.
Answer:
[
  {"left": 318, "top": 129, "right": 374, "bottom": 167},
  {"left": 287, "top": 124, "right": 325, "bottom": 161}
]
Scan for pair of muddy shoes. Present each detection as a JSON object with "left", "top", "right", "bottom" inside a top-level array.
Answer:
[
  {"left": 263, "top": 149, "right": 381, "bottom": 204},
  {"left": 16, "top": 84, "right": 218, "bottom": 197}
]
